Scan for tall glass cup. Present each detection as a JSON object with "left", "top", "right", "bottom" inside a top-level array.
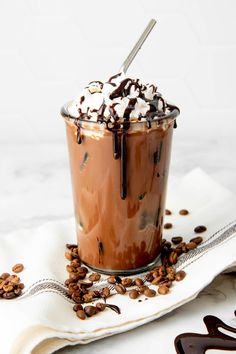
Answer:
[{"left": 61, "top": 104, "right": 179, "bottom": 274}]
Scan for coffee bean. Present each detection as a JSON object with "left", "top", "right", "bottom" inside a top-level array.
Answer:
[
  {"left": 0, "top": 273, "right": 10, "bottom": 280},
  {"left": 146, "top": 273, "right": 154, "bottom": 282},
  {"left": 83, "top": 293, "right": 95, "bottom": 303},
  {"left": 3, "top": 284, "right": 13, "bottom": 292},
  {"left": 70, "top": 259, "right": 81, "bottom": 268},
  {"left": 76, "top": 310, "right": 86, "bottom": 320},
  {"left": 186, "top": 242, "right": 197, "bottom": 250},
  {"left": 65, "top": 251, "right": 73, "bottom": 261},
  {"left": 66, "top": 243, "right": 77, "bottom": 250},
  {"left": 165, "top": 209, "right": 172, "bottom": 215},
  {"left": 89, "top": 273, "right": 101, "bottom": 282},
  {"left": 7, "top": 275, "right": 20, "bottom": 284},
  {"left": 69, "top": 272, "right": 81, "bottom": 282},
  {"left": 77, "top": 266, "right": 88, "bottom": 274},
  {"left": 159, "top": 280, "right": 172, "bottom": 288},
  {"left": 121, "top": 278, "right": 133, "bottom": 287},
  {"left": 171, "top": 236, "right": 183, "bottom": 245},
  {"left": 167, "top": 272, "right": 175, "bottom": 281},
  {"left": 169, "top": 251, "right": 178, "bottom": 265},
  {"left": 137, "top": 285, "right": 148, "bottom": 294},
  {"left": 3, "top": 291, "right": 15, "bottom": 299},
  {"left": 65, "top": 278, "right": 74, "bottom": 286},
  {"left": 14, "top": 288, "right": 22, "bottom": 296},
  {"left": 107, "top": 276, "right": 116, "bottom": 284},
  {"left": 174, "top": 247, "right": 183, "bottom": 256},
  {"left": 134, "top": 278, "right": 143, "bottom": 286},
  {"left": 164, "top": 223, "right": 173, "bottom": 229},
  {"left": 159, "top": 265, "right": 167, "bottom": 277},
  {"left": 165, "top": 241, "right": 172, "bottom": 249},
  {"left": 181, "top": 245, "right": 188, "bottom": 253},
  {"left": 84, "top": 305, "right": 98, "bottom": 317},
  {"left": 68, "top": 283, "right": 79, "bottom": 293},
  {"left": 179, "top": 209, "right": 189, "bottom": 215},
  {"left": 152, "top": 276, "right": 163, "bottom": 285},
  {"left": 175, "top": 270, "right": 186, "bottom": 281},
  {"left": 107, "top": 275, "right": 121, "bottom": 284},
  {"left": 115, "top": 284, "right": 126, "bottom": 295},
  {"left": 71, "top": 250, "right": 80, "bottom": 260},
  {"left": 96, "top": 302, "right": 106, "bottom": 311},
  {"left": 129, "top": 289, "right": 139, "bottom": 299},
  {"left": 19, "top": 283, "right": 24, "bottom": 289},
  {"left": 190, "top": 236, "right": 203, "bottom": 245},
  {"left": 12, "top": 264, "right": 24, "bottom": 273},
  {"left": 152, "top": 270, "right": 159, "bottom": 278},
  {"left": 194, "top": 225, "right": 207, "bottom": 233},
  {"left": 158, "top": 285, "right": 169, "bottom": 295},
  {"left": 66, "top": 265, "right": 75, "bottom": 273},
  {"left": 78, "top": 280, "right": 93, "bottom": 288},
  {"left": 144, "top": 288, "right": 156, "bottom": 297},
  {"left": 100, "top": 287, "right": 110, "bottom": 298},
  {"left": 71, "top": 293, "right": 83, "bottom": 303},
  {"left": 176, "top": 242, "right": 186, "bottom": 249},
  {"left": 73, "top": 304, "right": 83, "bottom": 312}
]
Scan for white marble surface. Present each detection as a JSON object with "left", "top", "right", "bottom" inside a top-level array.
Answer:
[{"left": 0, "top": 137, "right": 236, "bottom": 354}]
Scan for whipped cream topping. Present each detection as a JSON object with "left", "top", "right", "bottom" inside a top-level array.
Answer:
[{"left": 67, "top": 73, "right": 169, "bottom": 123}]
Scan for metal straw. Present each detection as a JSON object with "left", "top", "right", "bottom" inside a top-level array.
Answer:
[{"left": 120, "top": 19, "right": 157, "bottom": 73}]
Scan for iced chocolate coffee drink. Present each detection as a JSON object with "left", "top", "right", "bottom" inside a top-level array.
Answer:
[{"left": 61, "top": 73, "right": 179, "bottom": 274}]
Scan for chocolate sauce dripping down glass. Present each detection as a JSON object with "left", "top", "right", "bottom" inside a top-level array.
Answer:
[
  {"left": 112, "top": 131, "right": 119, "bottom": 159},
  {"left": 120, "top": 130, "right": 127, "bottom": 200},
  {"left": 175, "top": 312, "right": 236, "bottom": 354}
]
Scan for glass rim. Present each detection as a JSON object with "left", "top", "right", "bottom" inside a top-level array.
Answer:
[{"left": 60, "top": 101, "right": 180, "bottom": 126}]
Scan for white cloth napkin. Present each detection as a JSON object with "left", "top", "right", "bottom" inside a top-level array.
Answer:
[{"left": 0, "top": 168, "right": 236, "bottom": 354}]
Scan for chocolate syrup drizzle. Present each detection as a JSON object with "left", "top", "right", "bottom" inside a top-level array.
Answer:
[
  {"left": 175, "top": 311, "right": 236, "bottom": 354},
  {"left": 61, "top": 74, "right": 180, "bottom": 199}
]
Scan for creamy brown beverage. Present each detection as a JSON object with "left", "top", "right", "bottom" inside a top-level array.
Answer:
[{"left": 61, "top": 73, "right": 179, "bottom": 274}]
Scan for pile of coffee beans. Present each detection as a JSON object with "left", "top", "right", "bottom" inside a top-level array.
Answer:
[
  {"left": 64, "top": 209, "right": 206, "bottom": 319},
  {"left": 65, "top": 244, "right": 122, "bottom": 317},
  {"left": 64, "top": 236, "right": 203, "bottom": 319},
  {"left": 0, "top": 264, "right": 25, "bottom": 299}
]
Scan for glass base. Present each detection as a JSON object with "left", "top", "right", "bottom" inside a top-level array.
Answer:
[{"left": 82, "top": 254, "right": 161, "bottom": 276}]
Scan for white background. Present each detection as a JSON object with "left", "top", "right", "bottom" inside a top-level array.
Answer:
[
  {"left": 0, "top": 0, "right": 236, "bottom": 143},
  {"left": 0, "top": 1, "right": 236, "bottom": 354}
]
